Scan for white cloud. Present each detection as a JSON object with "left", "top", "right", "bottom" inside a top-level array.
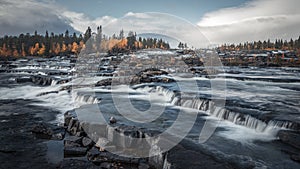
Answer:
[
  {"left": 61, "top": 11, "right": 117, "bottom": 33},
  {"left": 0, "top": 0, "right": 118, "bottom": 36},
  {"left": 197, "top": 0, "right": 300, "bottom": 44},
  {"left": 100, "top": 12, "right": 211, "bottom": 48},
  {"left": 0, "top": 0, "right": 76, "bottom": 36}
]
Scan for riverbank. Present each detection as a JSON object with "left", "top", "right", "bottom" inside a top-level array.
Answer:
[{"left": 0, "top": 99, "right": 63, "bottom": 169}]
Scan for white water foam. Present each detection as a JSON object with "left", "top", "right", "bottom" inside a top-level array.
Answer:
[
  {"left": 0, "top": 78, "right": 106, "bottom": 123},
  {"left": 133, "top": 85, "right": 294, "bottom": 142}
]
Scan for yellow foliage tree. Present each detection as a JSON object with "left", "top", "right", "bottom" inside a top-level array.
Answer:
[
  {"left": 38, "top": 43, "right": 46, "bottom": 56},
  {"left": 71, "top": 42, "right": 78, "bottom": 54},
  {"left": 108, "top": 39, "right": 121, "bottom": 50},
  {"left": 61, "top": 43, "right": 67, "bottom": 53},
  {"left": 117, "top": 38, "right": 127, "bottom": 48}
]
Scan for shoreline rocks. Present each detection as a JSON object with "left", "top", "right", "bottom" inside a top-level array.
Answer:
[{"left": 63, "top": 110, "right": 238, "bottom": 169}]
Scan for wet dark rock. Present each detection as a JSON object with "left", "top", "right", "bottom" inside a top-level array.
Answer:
[
  {"left": 95, "top": 78, "right": 112, "bottom": 86},
  {"left": 24, "top": 75, "right": 72, "bottom": 87},
  {"left": 278, "top": 130, "right": 300, "bottom": 150},
  {"left": 76, "top": 131, "right": 87, "bottom": 137},
  {"left": 70, "top": 120, "right": 81, "bottom": 135},
  {"left": 109, "top": 116, "right": 117, "bottom": 124},
  {"left": 291, "top": 155, "right": 300, "bottom": 162},
  {"left": 55, "top": 78, "right": 71, "bottom": 84},
  {"left": 130, "top": 68, "right": 175, "bottom": 85},
  {"left": 15, "top": 77, "right": 32, "bottom": 83},
  {"left": 82, "top": 137, "right": 93, "bottom": 147},
  {"left": 67, "top": 118, "right": 78, "bottom": 133},
  {"left": 64, "top": 146, "right": 87, "bottom": 157},
  {"left": 58, "top": 159, "right": 98, "bottom": 169},
  {"left": 88, "top": 151, "right": 139, "bottom": 166},
  {"left": 64, "top": 140, "right": 81, "bottom": 149},
  {"left": 30, "top": 75, "right": 53, "bottom": 86},
  {"left": 64, "top": 136, "right": 83, "bottom": 144},
  {"left": 31, "top": 122, "right": 54, "bottom": 139},
  {"left": 60, "top": 85, "right": 72, "bottom": 92},
  {"left": 163, "top": 141, "right": 234, "bottom": 169},
  {"left": 64, "top": 110, "right": 77, "bottom": 127},
  {"left": 99, "top": 162, "right": 112, "bottom": 169},
  {"left": 138, "top": 163, "right": 150, "bottom": 169},
  {"left": 36, "top": 91, "right": 59, "bottom": 97},
  {"left": 87, "top": 147, "right": 101, "bottom": 159},
  {"left": 53, "top": 132, "right": 64, "bottom": 140},
  {"left": 182, "top": 57, "right": 203, "bottom": 67},
  {"left": 51, "top": 125, "right": 66, "bottom": 140}
]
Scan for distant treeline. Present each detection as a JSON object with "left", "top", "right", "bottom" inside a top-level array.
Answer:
[
  {"left": 0, "top": 26, "right": 170, "bottom": 57},
  {"left": 219, "top": 37, "right": 300, "bottom": 52}
]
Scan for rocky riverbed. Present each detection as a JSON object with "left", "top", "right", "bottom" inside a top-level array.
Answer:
[
  {"left": 0, "top": 98, "right": 237, "bottom": 169},
  {"left": 1, "top": 49, "right": 300, "bottom": 168},
  {"left": 61, "top": 109, "right": 237, "bottom": 169},
  {"left": 0, "top": 99, "right": 62, "bottom": 169}
]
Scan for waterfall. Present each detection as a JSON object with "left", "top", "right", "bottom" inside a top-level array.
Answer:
[
  {"left": 51, "top": 79, "right": 58, "bottom": 86},
  {"left": 206, "top": 103, "right": 294, "bottom": 134},
  {"left": 136, "top": 85, "right": 177, "bottom": 103},
  {"left": 156, "top": 86, "right": 176, "bottom": 102},
  {"left": 74, "top": 93, "right": 100, "bottom": 107},
  {"left": 134, "top": 85, "right": 296, "bottom": 135}
]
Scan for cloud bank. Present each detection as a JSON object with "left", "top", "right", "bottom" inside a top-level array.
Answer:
[
  {"left": 62, "top": 11, "right": 117, "bottom": 34},
  {"left": 0, "top": 0, "right": 77, "bottom": 36},
  {"left": 197, "top": 0, "right": 300, "bottom": 44}
]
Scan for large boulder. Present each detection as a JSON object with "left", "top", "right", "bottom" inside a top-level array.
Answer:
[
  {"left": 95, "top": 78, "right": 112, "bottom": 86},
  {"left": 31, "top": 122, "right": 54, "bottom": 139},
  {"left": 64, "top": 136, "right": 87, "bottom": 157},
  {"left": 131, "top": 68, "right": 175, "bottom": 85}
]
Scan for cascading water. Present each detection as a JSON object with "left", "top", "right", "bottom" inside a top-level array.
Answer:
[
  {"left": 51, "top": 79, "right": 58, "bottom": 86},
  {"left": 134, "top": 85, "right": 296, "bottom": 136},
  {"left": 73, "top": 92, "right": 101, "bottom": 107}
]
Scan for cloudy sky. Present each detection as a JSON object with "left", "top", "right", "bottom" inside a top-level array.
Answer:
[{"left": 0, "top": 0, "right": 299, "bottom": 46}]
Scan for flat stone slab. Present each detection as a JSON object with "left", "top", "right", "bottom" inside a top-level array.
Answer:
[{"left": 64, "top": 147, "right": 87, "bottom": 157}]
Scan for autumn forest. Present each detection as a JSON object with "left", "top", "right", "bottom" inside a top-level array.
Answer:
[
  {"left": 1, "top": 25, "right": 300, "bottom": 58},
  {"left": 0, "top": 26, "right": 170, "bottom": 57}
]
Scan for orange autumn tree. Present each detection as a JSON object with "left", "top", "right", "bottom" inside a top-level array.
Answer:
[
  {"left": 29, "top": 43, "right": 40, "bottom": 56},
  {"left": 38, "top": 43, "right": 46, "bottom": 56},
  {"left": 71, "top": 42, "right": 79, "bottom": 54},
  {"left": 0, "top": 26, "right": 171, "bottom": 57}
]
